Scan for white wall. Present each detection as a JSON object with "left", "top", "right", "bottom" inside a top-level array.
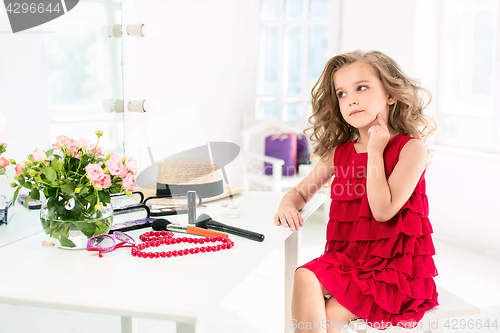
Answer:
[
  {"left": 339, "top": 0, "right": 416, "bottom": 74},
  {"left": 427, "top": 147, "right": 500, "bottom": 258},
  {"left": 126, "top": 0, "right": 259, "bottom": 147}
]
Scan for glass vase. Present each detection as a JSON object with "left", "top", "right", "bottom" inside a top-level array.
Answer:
[{"left": 40, "top": 195, "right": 113, "bottom": 249}]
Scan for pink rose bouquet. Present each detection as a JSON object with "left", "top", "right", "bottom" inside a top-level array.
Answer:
[
  {"left": 0, "top": 142, "right": 9, "bottom": 175},
  {"left": 11, "top": 131, "right": 138, "bottom": 247}
]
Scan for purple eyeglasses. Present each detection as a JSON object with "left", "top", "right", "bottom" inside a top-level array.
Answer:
[{"left": 86, "top": 231, "right": 135, "bottom": 257}]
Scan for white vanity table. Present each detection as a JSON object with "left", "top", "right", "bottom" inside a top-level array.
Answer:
[{"left": 0, "top": 191, "right": 326, "bottom": 333}]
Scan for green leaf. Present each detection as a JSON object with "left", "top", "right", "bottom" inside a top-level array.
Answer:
[
  {"left": 45, "top": 167, "right": 56, "bottom": 182},
  {"left": 12, "top": 186, "right": 21, "bottom": 205},
  {"left": 45, "top": 188, "right": 57, "bottom": 198},
  {"left": 60, "top": 182, "right": 75, "bottom": 194},
  {"left": 45, "top": 148, "right": 54, "bottom": 158},
  {"left": 29, "top": 189, "right": 40, "bottom": 200},
  {"left": 51, "top": 158, "right": 63, "bottom": 172},
  {"left": 99, "top": 191, "right": 111, "bottom": 205},
  {"left": 76, "top": 221, "right": 97, "bottom": 238},
  {"left": 86, "top": 194, "right": 96, "bottom": 203},
  {"left": 49, "top": 220, "right": 70, "bottom": 239},
  {"left": 95, "top": 217, "right": 112, "bottom": 235},
  {"left": 58, "top": 235, "right": 76, "bottom": 248}
]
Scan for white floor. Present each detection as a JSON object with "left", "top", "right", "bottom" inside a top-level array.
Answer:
[{"left": 1, "top": 208, "right": 500, "bottom": 333}]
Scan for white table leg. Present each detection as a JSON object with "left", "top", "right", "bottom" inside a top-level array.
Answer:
[
  {"left": 121, "top": 316, "right": 137, "bottom": 333},
  {"left": 177, "top": 319, "right": 204, "bottom": 333},
  {"left": 285, "top": 230, "right": 300, "bottom": 333}
]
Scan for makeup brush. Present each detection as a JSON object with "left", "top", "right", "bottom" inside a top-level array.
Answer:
[
  {"left": 151, "top": 218, "right": 229, "bottom": 238},
  {"left": 195, "top": 213, "right": 265, "bottom": 242}
]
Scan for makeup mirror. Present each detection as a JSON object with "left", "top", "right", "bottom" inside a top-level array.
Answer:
[
  {"left": 0, "top": 0, "right": 124, "bottom": 246},
  {"left": 0, "top": 0, "right": 124, "bottom": 161}
]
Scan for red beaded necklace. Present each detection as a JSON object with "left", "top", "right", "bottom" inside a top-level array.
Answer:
[{"left": 131, "top": 230, "right": 234, "bottom": 259}]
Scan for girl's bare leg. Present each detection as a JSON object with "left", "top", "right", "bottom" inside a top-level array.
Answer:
[{"left": 292, "top": 268, "right": 329, "bottom": 332}]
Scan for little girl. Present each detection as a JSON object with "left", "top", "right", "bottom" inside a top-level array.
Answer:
[{"left": 274, "top": 50, "right": 439, "bottom": 332}]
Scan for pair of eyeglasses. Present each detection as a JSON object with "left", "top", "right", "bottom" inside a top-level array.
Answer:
[{"left": 86, "top": 231, "right": 135, "bottom": 258}]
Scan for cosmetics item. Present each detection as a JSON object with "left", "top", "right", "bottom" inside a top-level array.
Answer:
[
  {"left": 109, "top": 203, "right": 152, "bottom": 233},
  {"left": 113, "top": 203, "right": 150, "bottom": 216},
  {"left": 195, "top": 213, "right": 265, "bottom": 242},
  {"left": 148, "top": 204, "right": 207, "bottom": 217},
  {"left": 110, "top": 191, "right": 145, "bottom": 203},
  {"left": 187, "top": 191, "right": 197, "bottom": 224},
  {"left": 149, "top": 206, "right": 187, "bottom": 217},
  {"left": 109, "top": 218, "right": 156, "bottom": 233},
  {"left": 17, "top": 194, "right": 42, "bottom": 210},
  {"left": 0, "top": 197, "right": 13, "bottom": 224},
  {"left": 151, "top": 218, "right": 229, "bottom": 238},
  {"left": 145, "top": 193, "right": 204, "bottom": 217}
]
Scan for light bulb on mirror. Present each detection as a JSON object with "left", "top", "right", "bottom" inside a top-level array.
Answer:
[
  {"left": 141, "top": 24, "right": 160, "bottom": 38},
  {"left": 100, "top": 24, "right": 122, "bottom": 39},
  {"left": 127, "top": 99, "right": 161, "bottom": 113},
  {"left": 102, "top": 99, "right": 124, "bottom": 113},
  {"left": 126, "top": 23, "right": 160, "bottom": 38},
  {"left": 143, "top": 99, "right": 161, "bottom": 114}
]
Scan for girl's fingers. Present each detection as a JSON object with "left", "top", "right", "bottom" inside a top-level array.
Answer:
[
  {"left": 295, "top": 212, "right": 303, "bottom": 227},
  {"left": 284, "top": 212, "right": 294, "bottom": 230},
  {"left": 274, "top": 213, "right": 281, "bottom": 226},
  {"left": 376, "top": 113, "right": 388, "bottom": 130},
  {"left": 274, "top": 210, "right": 303, "bottom": 230},
  {"left": 278, "top": 214, "right": 289, "bottom": 228},
  {"left": 286, "top": 212, "right": 303, "bottom": 231}
]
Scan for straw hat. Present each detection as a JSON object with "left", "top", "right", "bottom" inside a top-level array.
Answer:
[{"left": 138, "top": 157, "right": 244, "bottom": 204}]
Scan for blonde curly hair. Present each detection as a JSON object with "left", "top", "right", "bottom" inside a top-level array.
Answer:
[{"left": 306, "top": 50, "right": 436, "bottom": 159}]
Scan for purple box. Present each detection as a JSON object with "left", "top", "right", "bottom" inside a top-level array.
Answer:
[
  {"left": 264, "top": 134, "right": 297, "bottom": 176},
  {"left": 296, "top": 134, "right": 311, "bottom": 167}
]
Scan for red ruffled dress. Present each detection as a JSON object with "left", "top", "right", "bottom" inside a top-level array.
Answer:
[{"left": 300, "top": 133, "right": 439, "bottom": 330}]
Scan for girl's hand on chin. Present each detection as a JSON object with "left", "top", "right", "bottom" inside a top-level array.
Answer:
[{"left": 367, "top": 114, "right": 391, "bottom": 155}]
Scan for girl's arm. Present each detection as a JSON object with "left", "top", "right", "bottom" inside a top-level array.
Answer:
[
  {"left": 274, "top": 148, "right": 336, "bottom": 231},
  {"left": 366, "top": 114, "right": 427, "bottom": 222}
]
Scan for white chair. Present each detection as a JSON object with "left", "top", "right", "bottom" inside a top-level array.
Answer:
[
  {"left": 340, "top": 285, "right": 480, "bottom": 333},
  {"left": 241, "top": 121, "right": 316, "bottom": 192}
]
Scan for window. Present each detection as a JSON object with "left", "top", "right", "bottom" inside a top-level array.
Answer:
[
  {"left": 437, "top": 0, "right": 500, "bottom": 153},
  {"left": 256, "top": 0, "right": 332, "bottom": 125}
]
